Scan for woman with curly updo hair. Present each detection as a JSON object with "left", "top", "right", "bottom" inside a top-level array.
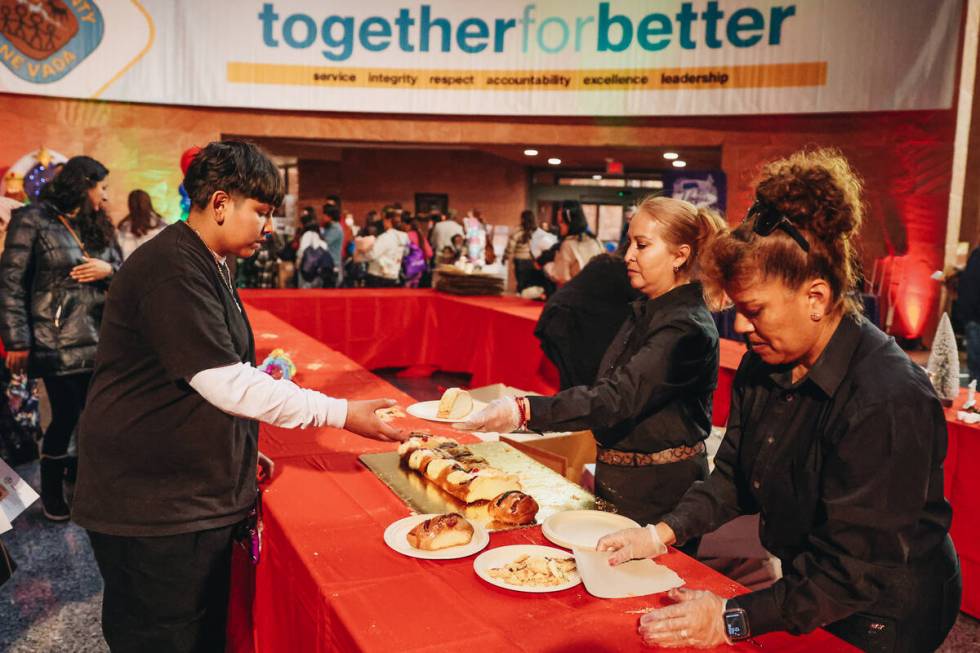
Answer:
[{"left": 599, "top": 149, "right": 960, "bottom": 651}]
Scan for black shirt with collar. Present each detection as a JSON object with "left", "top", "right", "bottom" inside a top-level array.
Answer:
[
  {"left": 73, "top": 222, "right": 257, "bottom": 537},
  {"left": 527, "top": 282, "right": 719, "bottom": 452},
  {"left": 663, "top": 315, "right": 957, "bottom": 642}
]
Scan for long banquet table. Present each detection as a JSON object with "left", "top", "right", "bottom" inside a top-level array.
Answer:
[
  {"left": 241, "top": 288, "right": 980, "bottom": 620},
  {"left": 232, "top": 297, "right": 854, "bottom": 652},
  {"left": 944, "top": 390, "right": 980, "bottom": 616}
]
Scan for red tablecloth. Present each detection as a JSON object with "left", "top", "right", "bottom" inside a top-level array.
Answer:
[
  {"left": 235, "top": 304, "right": 853, "bottom": 652},
  {"left": 945, "top": 389, "right": 980, "bottom": 616},
  {"left": 239, "top": 289, "right": 744, "bottom": 426}
]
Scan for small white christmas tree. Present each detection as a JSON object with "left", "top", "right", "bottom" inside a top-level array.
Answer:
[{"left": 927, "top": 312, "right": 960, "bottom": 406}]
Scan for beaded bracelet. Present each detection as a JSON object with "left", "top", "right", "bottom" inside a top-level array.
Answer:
[{"left": 515, "top": 396, "right": 529, "bottom": 430}]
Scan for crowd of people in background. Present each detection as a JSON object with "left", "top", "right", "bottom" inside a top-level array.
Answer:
[
  {"left": 236, "top": 196, "right": 612, "bottom": 296},
  {"left": 0, "top": 180, "right": 618, "bottom": 312}
]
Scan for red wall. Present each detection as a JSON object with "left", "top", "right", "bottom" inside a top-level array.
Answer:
[
  {"left": 298, "top": 149, "right": 528, "bottom": 227},
  {"left": 711, "top": 111, "right": 955, "bottom": 339}
]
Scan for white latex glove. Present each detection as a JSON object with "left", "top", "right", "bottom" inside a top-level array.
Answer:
[
  {"left": 454, "top": 396, "right": 521, "bottom": 432},
  {"left": 596, "top": 525, "right": 667, "bottom": 566},
  {"left": 638, "top": 588, "right": 729, "bottom": 648}
]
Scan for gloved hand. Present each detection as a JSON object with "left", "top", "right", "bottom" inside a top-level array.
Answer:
[
  {"left": 637, "top": 588, "right": 729, "bottom": 649},
  {"left": 596, "top": 525, "right": 667, "bottom": 566},
  {"left": 453, "top": 396, "right": 521, "bottom": 432}
]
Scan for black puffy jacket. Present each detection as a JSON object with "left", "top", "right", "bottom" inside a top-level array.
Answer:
[{"left": 0, "top": 202, "right": 121, "bottom": 377}]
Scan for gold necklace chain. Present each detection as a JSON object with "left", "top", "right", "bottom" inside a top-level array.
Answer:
[{"left": 188, "top": 224, "right": 240, "bottom": 311}]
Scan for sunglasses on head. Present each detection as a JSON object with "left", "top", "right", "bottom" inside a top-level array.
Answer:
[{"left": 746, "top": 201, "right": 810, "bottom": 253}]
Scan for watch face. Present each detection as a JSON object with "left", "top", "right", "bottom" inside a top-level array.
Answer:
[{"left": 724, "top": 610, "right": 749, "bottom": 640}]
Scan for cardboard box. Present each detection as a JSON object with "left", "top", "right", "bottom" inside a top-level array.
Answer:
[
  {"left": 502, "top": 431, "right": 596, "bottom": 484},
  {"left": 466, "top": 383, "right": 597, "bottom": 484}
]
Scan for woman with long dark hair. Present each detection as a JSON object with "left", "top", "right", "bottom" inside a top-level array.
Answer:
[
  {"left": 0, "top": 155, "right": 121, "bottom": 521},
  {"left": 117, "top": 189, "right": 165, "bottom": 259}
]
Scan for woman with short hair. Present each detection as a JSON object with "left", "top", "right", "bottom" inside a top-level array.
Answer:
[
  {"left": 73, "top": 141, "right": 406, "bottom": 651},
  {"left": 599, "top": 149, "right": 960, "bottom": 652}
]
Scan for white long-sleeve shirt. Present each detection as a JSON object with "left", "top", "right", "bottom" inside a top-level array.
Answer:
[{"left": 188, "top": 362, "right": 348, "bottom": 429}]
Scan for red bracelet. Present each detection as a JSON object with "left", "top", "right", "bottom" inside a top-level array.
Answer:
[{"left": 515, "top": 396, "right": 528, "bottom": 429}]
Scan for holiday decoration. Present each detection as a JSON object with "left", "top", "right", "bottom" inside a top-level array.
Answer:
[
  {"left": 258, "top": 349, "right": 296, "bottom": 381},
  {"left": 2, "top": 170, "right": 24, "bottom": 201},
  {"left": 926, "top": 312, "right": 960, "bottom": 407},
  {"left": 180, "top": 146, "right": 201, "bottom": 175},
  {"left": 177, "top": 145, "right": 202, "bottom": 221},
  {"left": 1, "top": 147, "right": 68, "bottom": 202},
  {"left": 178, "top": 184, "right": 191, "bottom": 221},
  {"left": 23, "top": 161, "right": 61, "bottom": 201}
]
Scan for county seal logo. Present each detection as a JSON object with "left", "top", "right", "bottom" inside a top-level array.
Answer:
[{"left": 0, "top": 0, "right": 104, "bottom": 84}]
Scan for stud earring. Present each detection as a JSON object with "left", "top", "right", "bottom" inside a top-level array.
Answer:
[
  {"left": 672, "top": 265, "right": 681, "bottom": 273},
  {"left": 810, "top": 312, "right": 822, "bottom": 321}
]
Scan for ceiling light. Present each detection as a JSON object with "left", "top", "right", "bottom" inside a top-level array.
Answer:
[
  {"left": 592, "top": 174, "right": 602, "bottom": 180},
  {"left": 663, "top": 152, "right": 679, "bottom": 160},
  {"left": 548, "top": 158, "right": 561, "bottom": 165},
  {"left": 672, "top": 160, "right": 687, "bottom": 168},
  {"left": 523, "top": 149, "right": 538, "bottom": 156}
]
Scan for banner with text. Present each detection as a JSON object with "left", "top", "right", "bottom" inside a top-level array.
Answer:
[{"left": 0, "top": 0, "right": 962, "bottom": 116}]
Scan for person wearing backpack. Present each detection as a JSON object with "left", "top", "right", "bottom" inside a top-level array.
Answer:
[{"left": 296, "top": 213, "right": 334, "bottom": 288}]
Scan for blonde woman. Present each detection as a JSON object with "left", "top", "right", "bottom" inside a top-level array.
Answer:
[{"left": 460, "top": 196, "right": 725, "bottom": 534}]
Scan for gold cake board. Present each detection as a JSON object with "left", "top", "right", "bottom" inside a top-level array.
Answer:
[{"left": 359, "top": 441, "right": 596, "bottom": 531}]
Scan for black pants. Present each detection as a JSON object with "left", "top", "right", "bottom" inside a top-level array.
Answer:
[
  {"left": 514, "top": 258, "right": 547, "bottom": 293},
  {"left": 596, "top": 454, "right": 708, "bottom": 556},
  {"left": 365, "top": 273, "right": 400, "bottom": 288},
  {"left": 88, "top": 523, "right": 241, "bottom": 653},
  {"left": 824, "top": 535, "right": 961, "bottom": 653},
  {"left": 41, "top": 373, "right": 90, "bottom": 457}
]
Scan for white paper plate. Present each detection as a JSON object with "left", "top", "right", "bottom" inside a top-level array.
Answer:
[
  {"left": 573, "top": 548, "right": 684, "bottom": 599},
  {"left": 384, "top": 514, "right": 489, "bottom": 560},
  {"left": 406, "top": 400, "right": 487, "bottom": 423},
  {"left": 541, "top": 510, "right": 641, "bottom": 551},
  {"left": 473, "top": 544, "right": 581, "bottom": 593}
]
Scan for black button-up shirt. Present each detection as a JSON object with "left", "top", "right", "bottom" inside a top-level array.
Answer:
[
  {"left": 527, "top": 282, "right": 719, "bottom": 452},
  {"left": 663, "top": 315, "right": 954, "bottom": 636}
]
